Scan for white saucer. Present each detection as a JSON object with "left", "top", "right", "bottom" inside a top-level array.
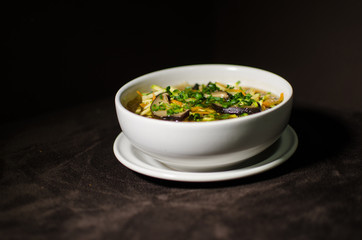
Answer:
[{"left": 113, "top": 125, "right": 298, "bottom": 182}]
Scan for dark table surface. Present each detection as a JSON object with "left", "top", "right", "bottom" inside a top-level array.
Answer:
[
  {"left": 1, "top": 95, "right": 361, "bottom": 240},
  {"left": 3, "top": 1, "right": 362, "bottom": 239}
]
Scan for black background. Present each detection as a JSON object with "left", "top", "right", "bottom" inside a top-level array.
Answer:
[
  {"left": 4, "top": 0, "right": 362, "bottom": 123},
  {"left": 2, "top": 1, "right": 362, "bottom": 239}
]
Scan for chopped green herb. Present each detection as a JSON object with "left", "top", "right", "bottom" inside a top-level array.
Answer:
[{"left": 134, "top": 81, "right": 283, "bottom": 122}]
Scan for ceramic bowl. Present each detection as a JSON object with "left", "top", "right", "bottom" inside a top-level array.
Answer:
[{"left": 115, "top": 64, "right": 293, "bottom": 171}]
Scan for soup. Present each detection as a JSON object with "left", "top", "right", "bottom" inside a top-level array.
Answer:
[{"left": 127, "top": 82, "right": 283, "bottom": 122}]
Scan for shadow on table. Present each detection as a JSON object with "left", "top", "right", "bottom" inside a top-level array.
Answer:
[{"left": 138, "top": 105, "right": 353, "bottom": 188}]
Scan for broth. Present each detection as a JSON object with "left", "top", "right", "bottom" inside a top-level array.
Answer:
[{"left": 127, "top": 82, "right": 283, "bottom": 122}]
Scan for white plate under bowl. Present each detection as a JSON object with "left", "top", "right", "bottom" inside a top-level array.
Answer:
[{"left": 113, "top": 125, "right": 298, "bottom": 182}]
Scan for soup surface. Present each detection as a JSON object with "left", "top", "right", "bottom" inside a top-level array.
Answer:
[{"left": 128, "top": 82, "right": 283, "bottom": 122}]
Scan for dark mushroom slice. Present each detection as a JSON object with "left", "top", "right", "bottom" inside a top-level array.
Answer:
[
  {"left": 151, "top": 93, "right": 190, "bottom": 121},
  {"left": 192, "top": 83, "right": 200, "bottom": 90},
  {"left": 152, "top": 92, "right": 170, "bottom": 106},
  {"left": 165, "top": 109, "right": 190, "bottom": 121},
  {"left": 212, "top": 102, "right": 261, "bottom": 115}
]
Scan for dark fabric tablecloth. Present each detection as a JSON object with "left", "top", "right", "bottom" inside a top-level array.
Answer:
[{"left": 1, "top": 96, "right": 361, "bottom": 240}]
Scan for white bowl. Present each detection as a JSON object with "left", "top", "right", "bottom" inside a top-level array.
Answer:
[{"left": 115, "top": 64, "right": 293, "bottom": 171}]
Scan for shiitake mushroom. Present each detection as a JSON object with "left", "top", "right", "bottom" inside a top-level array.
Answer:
[
  {"left": 151, "top": 93, "right": 189, "bottom": 121},
  {"left": 212, "top": 102, "right": 261, "bottom": 115}
]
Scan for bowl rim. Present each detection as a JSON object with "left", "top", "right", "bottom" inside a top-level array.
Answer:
[{"left": 115, "top": 64, "right": 293, "bottom": 127}]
